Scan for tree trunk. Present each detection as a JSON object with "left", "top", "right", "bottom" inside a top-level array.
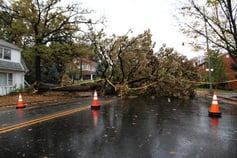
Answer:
[{"left": 35, "top": 55, "right": 41, "bottom": 81}]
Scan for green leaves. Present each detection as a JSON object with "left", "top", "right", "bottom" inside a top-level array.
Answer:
[
  {"left": 0, "top": 0, "right": 91, "bottom": 46},
  {"left": 178, "top": 0, "right": 237, "bottom": 63}
]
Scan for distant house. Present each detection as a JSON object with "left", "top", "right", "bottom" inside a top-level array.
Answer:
[
  {"left": 0, "top": 39, "right": 28, "bottom": 96},
  {"left": 71, "top": 57, "right": 98, "bottom": 82}
]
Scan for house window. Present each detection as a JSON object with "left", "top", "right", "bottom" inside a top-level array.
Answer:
[
  {"left": 0, "top": 72, "right": 13, "bottom": 85},
  {"left": 4, "top": 48, "right": 11, "bottom": 60},
  {"left": 8, "top": 73, "right": 13, "bottom": 85},
  {"left": 82, "top": 64, "right": 90, "bottom": 70},
  {"left": 0, "top": 48, "right": 2, "bottom": 58},
  {"left": 0, "top": 47, "right": 11, "bottom": 60},
  {"left": 91, "top": 66, "right": 96, "bottom": 71}
]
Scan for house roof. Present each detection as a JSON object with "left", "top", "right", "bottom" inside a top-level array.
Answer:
[
  {"left": 0, "top": 60, "right": 25, "bottom": 72},
  {"left": 0, "top": 39, "right": 22, "bottom": 51},
  {"left": 74, "top": 57, "right": 98, "bottom": 66},
  {"left": 21, "top": 57, "right": 29, "bottom": 72}
]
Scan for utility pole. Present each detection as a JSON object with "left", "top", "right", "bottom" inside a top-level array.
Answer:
[{"left": 204, "top": 9, "right": 213, "bottom": 94}]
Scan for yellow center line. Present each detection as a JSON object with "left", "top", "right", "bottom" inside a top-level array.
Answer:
[
  {"left": 0, "top": 105, "right": 90, "bottom": 134},
  {"left": 0, "top": 99, "right": 114, "bottom": 134}
]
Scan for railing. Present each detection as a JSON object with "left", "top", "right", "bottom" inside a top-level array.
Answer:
[
  {"left": 0, "top": 81, "right": 30, "bottom": 96},
  {"left": 24, "top": 80, "right": 30, "bottom": 87},
  {"left": 0, "top": 85, "right": 16, "bottom": 96}
]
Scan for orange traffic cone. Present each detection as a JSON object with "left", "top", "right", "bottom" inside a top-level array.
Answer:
[
  {"left": 91, "top": 90, "right": 100, "bottom": 110},
  {"left": 208, "top": 91, "right": 221, "bottom": 117},
  {"left": 16, "top": 93, "right": 25, "bottom": 109}
]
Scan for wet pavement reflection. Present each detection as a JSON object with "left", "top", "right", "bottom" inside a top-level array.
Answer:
[{"left": 0, "top": 96, "right": 236, "bottom": 158}]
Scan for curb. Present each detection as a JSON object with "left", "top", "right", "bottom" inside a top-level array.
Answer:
[
  {"left": 196, "top": 92, "right": 237, "bottom": 105},
  {"left": 0, "top": 98, "right": 81, "bottom": 109}
]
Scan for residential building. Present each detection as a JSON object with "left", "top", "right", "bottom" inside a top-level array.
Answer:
[
  {"left": 0, "top": 39, "right": 28, "bottom": 96},
  {"left": 71, "top": 57, "right": 98, "bottom": 82}
]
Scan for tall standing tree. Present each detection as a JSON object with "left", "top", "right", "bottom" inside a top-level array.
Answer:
[
  {"left": 0, "top": 0, "right": 93, "bottom": 81},
  {"left": 178, "top": 0, "right": 237, "bottom": 63},
  {"left": 209, "top": 51, "right": 228, "bottom": 88}
]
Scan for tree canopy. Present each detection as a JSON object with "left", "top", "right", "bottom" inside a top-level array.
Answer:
[
  {"left": 0, "top": 0, "right": 92, "bottom": 46},
  {"left": 0, "top": 0, "right": 200, "bottom": 98},
  {"left": 86, "top": 28, "right": 199, "bottom": 98},
  {"left": 178, "top": 0, "right": 237, "bottom": 63},
  {"left": 0, "top": 0, "right": 95, "bottom": 82}
]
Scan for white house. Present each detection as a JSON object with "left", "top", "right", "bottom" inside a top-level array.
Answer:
[
  {"left": 0, "top": 39, "right": 28, "bottom": 96},
  {"left": 72, "top": 57, "right": 98, "bottom": 81}
]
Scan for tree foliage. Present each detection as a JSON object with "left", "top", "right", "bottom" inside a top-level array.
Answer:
[
  {"left": 178, "top": 0, "right": 237, "bottom": 63},
  {"left": 0, "top": 0, "right": 94, "bottom": 82},
  {"left": 199, "top": 50, "right": 228, "bottom": 89},
  {"left": 149, "top": 46, "right": 198, "bottom": 98},
  {"left": 0, "top": 0, "right": 91, "bottom": 46},
  {"left": 86, "top": 28, "right": 199, "bottom": 98},
  {"left": 209, "top": 51, "right": 228, "bottom": 85},
  {"left": 0, "top": 0, "right": 200, "bottom": 97}
]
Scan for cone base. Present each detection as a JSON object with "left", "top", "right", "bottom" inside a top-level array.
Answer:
[
  {"left": 16, "top": 105, "right": 26, "bottom": 109},
  {"left": 208, "top": 111, "right": 221, "bottom": 117},
  {"left": 91, "top": 105, "right": 100, "bottom": 110}
]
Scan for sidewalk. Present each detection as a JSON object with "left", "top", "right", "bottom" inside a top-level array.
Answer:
[
  {"left": 196, "top": 91, "right": 237, "bottom": 104},
  {"left": 0, "top": 92, "right": 92, "bottom": 109}
]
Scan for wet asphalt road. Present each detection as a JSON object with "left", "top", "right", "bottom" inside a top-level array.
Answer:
[{"left": 0, "top": 96, "right": 236, "bottom": 158}]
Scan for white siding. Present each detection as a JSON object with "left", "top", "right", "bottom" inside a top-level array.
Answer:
[
  {"left": 14, "top": 72, "right": 25, "bottom": 88},
  {"left": 11, "top": 49, "right": 21, "bottom": 63},
  {"left": 0, "top": 72, "right": 25, "bottom": 96},
  {"left": 0, "top": 43, "right": 25, "bottom": 95}
]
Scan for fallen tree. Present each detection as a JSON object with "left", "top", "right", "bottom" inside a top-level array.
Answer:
[{"left": 31, "top": 81, "right": 102, "bottom": 93}]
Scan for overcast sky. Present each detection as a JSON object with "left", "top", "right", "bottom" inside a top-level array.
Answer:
[{"left": 70, "top": 0, "right": 203, "bottom": 59}]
